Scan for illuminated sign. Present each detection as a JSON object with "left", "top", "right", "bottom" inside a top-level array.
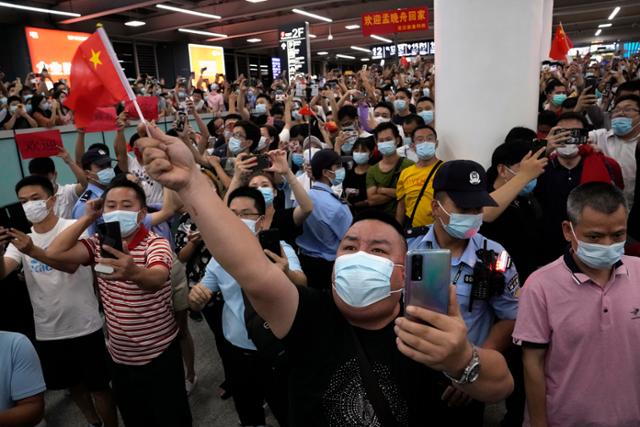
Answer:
[
  {"left": 187, "top": 44, "right": 226, "bottom": 82},
  {"left": 371, "top": 40, "right": 435, "bottom": 60},
  {"left": 362, "top": 7, "right": 429, "bottom": 36},
  {"left": 271, "top": 57, "right": 281, "bottom": 79},
  {"left": 279, "top": 22, "right": 310, "bottom": 81}
]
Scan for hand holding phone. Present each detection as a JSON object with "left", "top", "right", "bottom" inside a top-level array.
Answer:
[
  {"left": 404, "top": 249, "right": 451, "bottom": 316},
  {"left": 258, "top": 229, "right": 281, "bottom": 257}
]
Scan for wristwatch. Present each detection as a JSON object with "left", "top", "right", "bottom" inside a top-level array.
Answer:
[{"left": 443, "top": 346, "right": 480, "bottom": 386}]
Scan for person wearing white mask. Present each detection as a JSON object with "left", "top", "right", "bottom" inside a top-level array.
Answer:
[
  {"left": 188, "top": 186, "right": 303, "bottom": 427},
  {"left": 191, "top": 89, "right": 209, "bottom": 113},
  {"left": 207, "top": 82, "right": 225, "bottom": 114},
  {"left": 397, "top": 114, "right": 424, "bottom": 163},
  {"left": 0, "top": 176, "right": 117, "bottom": 427},
  {"left": 368, "top": 102, "right": 393, "bottom": 130},
  {"left": 136, "top": 127, "right": 514, "bottom": 425}
]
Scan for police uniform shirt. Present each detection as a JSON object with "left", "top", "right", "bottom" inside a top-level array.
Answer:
[
  {"left": 409, "top": 227, "right": 520, "bottom": 346},
  {"left": 71, "top": 183, "right": 104, "bottom": 236}
]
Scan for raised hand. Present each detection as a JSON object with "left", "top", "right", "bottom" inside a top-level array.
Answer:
[
  {"left": 264, "top": 150, "right": 290, "bottom": 175},
  {"left": 518, "top": 147, "right": 548, "bottom": 180}
]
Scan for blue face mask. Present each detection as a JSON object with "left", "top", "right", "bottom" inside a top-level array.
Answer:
[
  {"left": 25, "top": 104, "right": 33, "bottom": 114},
  {"left": 506, "top": 167, "right": 537, "bottom": 196},
  {"left": 571, "top": 224, "right": 625, "bottom": 269},
  {"left": 292, "top": 110, "right": 302, "bottom": 121},
  {"left": 422, "top": 88, "right": 431, "bottom": 98},
  {"left": 0, "top": 97, "right": 6, "bottom": 105},
  {"left": 352, "top": 152, "right": 370, "bottom": 165},
  {"left": 611, "top": 117, "right": 634, "bottom": 136},
  {"left": 103, "top": 210, "right": 139, "bottom": 237},
  {"left": 292, "top": 152, "right": 304, "bottom": 167},
  {"left": 415, "top": 142, "right": 436, "bottom": 160},
  {"left": 595, "top": 88, "right": 602, "bottom": 99},
  {"left": 377, "top": 141, "right": 396, "bottom": 156},
  {"left": 333, "top": 251, "right": 403, "bottom": 308},
  {"left": 330, "top": 167, "right": 346, "bottom": 186},
  {"left": 552, "top": 94, "right": 567, "bottom": 107},
  {"left": 229, "top": 137, "right": 244, "bottom": 155},
  {"left": 254, "top": 103, "right": 268, "bottom": 115},
  {"left": 257, "top": 186, "right": 274, "bottom": 206},
  {"left": 438, "top": 201, "right": 483, "bottom": 240},
  {"left": 97, "top": 167, "right": 115, "bottom": 185},
  {"left": 393, "top": 99, "right": 407, "bottom": 111},
  {"left": 418, "top": 110, "right": 434, "bottom": 124},
  {"left": 342, "top": 136, "right": 357, "bottom": 154}
]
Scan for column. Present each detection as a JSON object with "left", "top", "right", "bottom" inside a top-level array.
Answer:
[
  {"left": 434, "top": 0, "right": 544, "bottom": 166},
  {"left": 540, "top": 0, "right": 555, "bottom": 61}
]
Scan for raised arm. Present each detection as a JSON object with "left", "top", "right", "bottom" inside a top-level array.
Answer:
[
  {"left": 7, "top": 229, "right": 79, "bottom": 274},
  {"left": 141, "top": 125, "right": 299, "bottom": 338},
  {"left": 114, "top": 112, "right": 129, "bottom": 173},
  {"left": 45, "top": 203, "right": 99, "bottom": 265},
  {"left": 264, "top": 150, "right": 313, "bottom": 225},
  {"left": 74, "top": 129, "right": 86, "bottom": 167},
  {"left": 56, "top": 145, "right": 88, "bottom": 196}
]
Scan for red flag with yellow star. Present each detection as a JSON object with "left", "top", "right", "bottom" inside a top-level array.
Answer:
[
  {"left": 66, "top": 27, "right": 135, "bottom": 128},
  {"left": 549, "top": 23, "right": 573, "bottom": 61}
]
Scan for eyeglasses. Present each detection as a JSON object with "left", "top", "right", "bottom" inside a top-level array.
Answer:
[
  {"left": 414, "top": 136, "right": 436, "bottom": 143},
  {"left": 235, "top": 212, "right": 261, "bottom": 220},
  {"left": 231, "top": 133, "right": 246, "bottom": 140},
  {"left": 611, "top": 108, "right": 640, "bottom": 118}
]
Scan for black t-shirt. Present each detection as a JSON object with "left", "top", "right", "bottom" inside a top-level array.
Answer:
[
  {"left": 343, "top": 167, "right": 368, "bottom": 214},
  {"left": 284, "top": 286, "right": 452, "bottom": 426},
  {"left": 0, "top": 113, "right": 32, "bottom": 130},
  {"left": 271, "top": 207, "right": 302, "bottom": 248}
]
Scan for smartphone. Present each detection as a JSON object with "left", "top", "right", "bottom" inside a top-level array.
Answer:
[
  {"left": 258, "top": 229, "right": 281, "bottom": 258},
  {"left": 404, "top": 249, "right": 451, "bottom": 315},
  {"left": 531, "top": 138, "right": 548, "bottom": 158},
  {"left": 254, "top": 154, "right": 272, "bottom": 170},
  {"left": 0, "top": 203, "right": 31, "bottom": 234},
  {"left": 97, "top": 221, "right": 123, "bottom": 259},
  {"left": 175, "top": 107, "right": 187, "bottom": 132},
  {"left": 558, "top": 128, "right": 588, "bottom": 144}
]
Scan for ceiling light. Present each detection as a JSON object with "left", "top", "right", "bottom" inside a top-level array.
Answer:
[
  {"left": 250, "top": 64, "right": 258, "bottom": 67},
  {"left": 336, "top": 54, "right": 355, "bottom": 60},
  {"left": 309, "top": 33, "right": 317, "bottom": 38},
  {"left": 246, "top": 0, "right": 267, "bottom": 2},
  {"left": 317, "top": 51, "right": 329, "bottom": 55},
  {"left": 125, "top": 20, "right": 146, "bottom": 27},
  {"left": 178, "top": 28, "right": 227, "bottom": 38},
  {"left": 371, "top": 34, "right": 393, "bottom": 43},
  {"left": 157, "top": 4, "right": 221, "bottom": 20},
  {"left": 595, "top": 29, "right": 602, "bottom": 36},
  {"left": 0, "top": 1, "right": 80, "bottom": 17},
  {"left": 351, "top": 45, "right": 371, "bottom": 53},
  {"left": 292, "top": 8, "right": 332, "bottom": 23},
  {"left": 360, "top": 58, "right": 370, "bottom": 62},
  {"left": 345, "top": 24, "right": 360, "bottom": 30},
  {"left": 598, "top": 23, "right": 612, "bottom": 28},
  {"left": 247, "top": 38, "right": 262, "bottom": 43},
  {"left": 608, "top": 6, "right": 620, "bottom": 20}
]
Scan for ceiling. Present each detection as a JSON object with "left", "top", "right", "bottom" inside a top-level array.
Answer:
[{"left": 2, "top": 0, "right": 640, "bottom": 58}]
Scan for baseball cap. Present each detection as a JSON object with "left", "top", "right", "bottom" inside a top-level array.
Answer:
[
  {"left": 310, "top": 149, "right": 341, "bottom": 179},
  {"left": 81, "top": 147, "right": 114, "bottom": 170},
  {"left": 433, "top": 160, "right": 498, "bottom": 209}
]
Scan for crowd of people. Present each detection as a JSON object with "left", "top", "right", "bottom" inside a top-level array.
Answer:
[{"left": 0, "top": 50, "right": 640, "bottom": 427}]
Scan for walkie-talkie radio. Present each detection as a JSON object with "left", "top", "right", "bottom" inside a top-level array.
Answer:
[{"left": 469, "top": 240, "right": 509, "bottom": 311}]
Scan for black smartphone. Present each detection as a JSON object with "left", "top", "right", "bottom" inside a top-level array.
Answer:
[
  {"left": 258, "top": 229, "right": 281, "bottom": 258},
  {"left": 560, "top": 128, "right": 588, "bottom": 144},
  {"left": 97, "top": 222, "right": 123, "bottom": 259},
  {"left": 584, "top": 77, "right": 598, "bottom": 94},
  {"left": 254, "top": 154, "right": 272, "bottom": 171},
  {"left": 531, "top": 138, "right": 547, "bottom": 157},
  {"left": 0, "top": 203, "right": 31, "bottom": 233}
]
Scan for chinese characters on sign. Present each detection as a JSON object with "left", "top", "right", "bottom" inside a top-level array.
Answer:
[
  {"left": 371, "top": 41, "right": 435, "bottom": 60},
  {"left": 362, "top": 7, "right": 429, "bottom": 36},
  {"left": 279, "top": 22, "right": 310, "bottom": 81},
  {"left": 15, "top": 129, "right": 64, "bottom": 160},
  {"left": 271, "top": 57, "right": 282, "bottom": 79}
]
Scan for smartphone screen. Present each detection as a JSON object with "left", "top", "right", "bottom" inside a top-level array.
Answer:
[
  {"left": 404, "top": 249, "right": 451, "bottom": 315},
  {"left": 97, "top": 222, "right": 123, "bottom": 259}
]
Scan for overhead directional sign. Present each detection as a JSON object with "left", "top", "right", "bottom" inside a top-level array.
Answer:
[{"left": 279, "top": 22, "right": 310, "bottom": 81}]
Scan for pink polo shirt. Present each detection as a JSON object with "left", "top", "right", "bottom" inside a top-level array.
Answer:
[{"left": 513, "top": 253, "right": 640, "bottom": 427}]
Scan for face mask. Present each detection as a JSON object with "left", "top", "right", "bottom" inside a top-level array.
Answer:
[
  {"left": 292, "top": 110, "right": 302, "bottom": 121},
  {"left": 519, "top": 178, "right": 537, "bottom": 196},
  {"left": 0, "top": 97, "right": 6, "bottom": 105},
  {"left": 552, "top": 94, "right": 567, "bottom": 106},
  {"left": 256, "top": 136, "right": 269, "bottom": 151},
  {"left": 353, "top": 152, "right": 370, "bottom": 165},
  {"left": 177, "top": 91, "right": 186, "bottom": 99},
  {"left": 23, "top": 94, "right": 33, "bottom": 101},
  {"left": 210, "top": 84, "right": 219, "bottom": 92},
  {"left": 585, "top": 72, "right": 594, "bottom": 78},
  {"left": 196, "top": 100, "right": 204, "bottom": 110},
  {"left": 254, "top": 103, "right": 268, "bottom": 115},
  {"left": 257, "top": 187, "right": 274, "bottom": 206},
  {"left": 377, "top": 141, "right": 396, "bottom": 156},
  {"left": 374, "top": 116, "right": 390, "bottom": 125},
  {"left": 292, "top": 152, "right": 304, "bottom": 167},
  {"left": 25, "top": 104, "right": 33, "bottom": 114},
  {"left": 438, "top": 201, "right": 483, "bottom": 240},
  {"left": 402, "top": 136, "right": 412, "bottom": 146},
  {"left": 393, "top": 99, "right": 407, "bottom": 111},
  {"left": 556, "top": 144, "right": 579, "bottom": 158},
  {"left": 96, "top": 167, "right": 115, "bottom": 185},
  {"left": 23, "top": 199, "right": 50, "bottom": 224},
  {"left": 595, "top": 88, "right": 602, "bottom": 99},
  {"left": 418, "top": 110, "right": 434, "bottom": 124},
  {"left": 9, "top": 105, "right": 17, "bottom": 114},
  {"left": 422, "top": 88, "right": 431, "bottom": 98},
  {"left": 611, "top": 117, "right": 633, "bottom": 136},
  {"left": 140, "top": 88, "right": 146, "bottom": 95},
  {"left": 330, "top": 167, "right": 346, "bottom": 186},
  {"left": 241, "top": 218, "right": 257, "bottom": 234},
  {"left": 155, "top": 89, "right": 162, "bottom": 96},
  {"left": 333, "top": 251, "right": 402, "bottom": 308},
  {"left": 229, "top": 137, "right": 244, "bottom": 155},
  {"left": 223, "top": 129, "right": 232, "bottom": 140},
  {"left": 40, "top": 102, "right": 51, "bottom": 111},
  {"left": 571, "top": 224, "right": 625, "bottom": 269},
  {"left": 415, "top": 142, "right": 436, "bottom": 160},
  {"left": 103, "top": 210, "right": 140, "bottom": 236}
]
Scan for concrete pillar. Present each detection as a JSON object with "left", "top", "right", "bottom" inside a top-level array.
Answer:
[
  {"left": 434, "top": 0, "right": 544, "bottom": 166},
  {"left": 540, "top": 0, "right": 555, "bottom": 61}
]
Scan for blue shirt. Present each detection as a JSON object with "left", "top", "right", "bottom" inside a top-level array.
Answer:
[
  {"left": 410, "top": 228, "right": 520, "bottom": 346},
  {"left": 296, "top": 183, "right": 353, "bottom": 261},
  {"left": 71, "top": 183, "right": 104, "bottom": 235},
  {"left": 201, "top": 240, "right": 302, "bottom": 350},
  {"left": 0, "top": 332, "right": 46, "bottom": 411}
]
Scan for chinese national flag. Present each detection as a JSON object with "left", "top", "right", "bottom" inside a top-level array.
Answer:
[
  {"left": 549, "top": 23, "right": 573, "bottom": 61},
  {"left": 65, "top": 27, "right": 134, "bottom": 128},
  {"left": 298, "top": 104, "right": 316, "bottom": 117}
]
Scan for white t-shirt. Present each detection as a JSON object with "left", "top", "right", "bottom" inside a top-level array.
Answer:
[
  {"left": 590, "top": 128, "right": 638, "bottom": 209},
  {"left": 128, "top": 153, "right": 164, "bottom": 205},
  {"left": 54, "top": 183, "right": 79, "bottom": 219},
  {"left": 4, "top": 218, "right": 102, "bottom": 341}
]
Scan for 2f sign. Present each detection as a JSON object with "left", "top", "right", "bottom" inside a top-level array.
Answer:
[{"left": 15, "top": 129, "right": 64, "bottom": 160}]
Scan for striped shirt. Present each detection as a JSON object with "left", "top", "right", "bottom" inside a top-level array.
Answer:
[{"left": 81, "top": 226, "right": 177, "bottom": 366}]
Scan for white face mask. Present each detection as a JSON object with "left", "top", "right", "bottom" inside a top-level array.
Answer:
[
  {"left": 23, "top": 199, "right": 50, "bottom": 224},
  {"left": 556, "top": 145, "right": 579, "bottom": 158}
]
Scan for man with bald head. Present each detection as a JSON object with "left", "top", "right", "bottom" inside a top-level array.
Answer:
[{"left": 139, "top": 124, "right": 514, "bottom": 426}]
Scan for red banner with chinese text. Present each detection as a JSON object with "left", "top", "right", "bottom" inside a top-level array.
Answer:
[{"left": 362, "top": 7, "right": 429, "bottom": 36}]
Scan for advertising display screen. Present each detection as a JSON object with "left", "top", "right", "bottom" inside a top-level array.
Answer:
[
  {"left": 188, "top": 44, "right": 226, "bottom": 81},
  {"left": 25, "top": 26, "right": 92, "bottom": 84}
]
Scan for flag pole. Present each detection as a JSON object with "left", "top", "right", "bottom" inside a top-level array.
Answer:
[{"left": 96, "top": 25, "right": 151, "bottom": 136}]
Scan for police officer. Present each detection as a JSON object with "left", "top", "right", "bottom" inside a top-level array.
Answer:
[{"left": 409, "top": 160, "right": 519, "bottom": 425}]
